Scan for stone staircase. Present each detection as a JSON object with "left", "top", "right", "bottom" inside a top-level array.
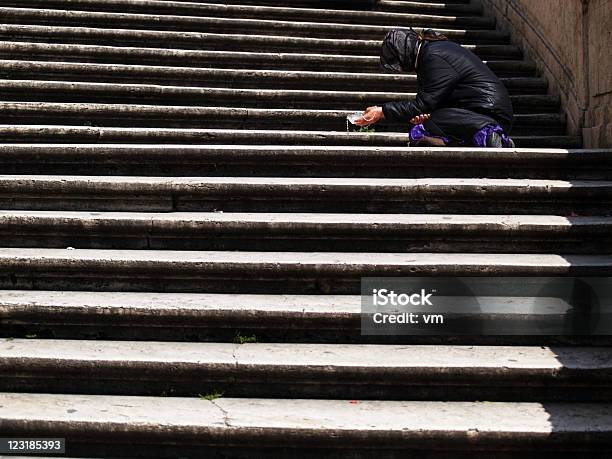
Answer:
[{"left": 0, "top": 0, "right": 611, "bottom": 457}]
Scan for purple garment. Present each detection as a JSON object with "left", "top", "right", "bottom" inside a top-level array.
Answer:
[
  {"left": 410, "top": 122, "right": 512, "bottom": 147},
  {"left": 472, "top": 124, "right": 513, "bottom": 147},
  {"left": 409, "top": 123, "right": 450, "bottom": 144}
]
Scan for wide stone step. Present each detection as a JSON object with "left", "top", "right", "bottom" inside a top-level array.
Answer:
[
  {"left": 0, "top": 249, "right": 611, "bottom": 293},
  {"left": 8, "top": 0, "right": 484, "bottom": 19},
  {"left": 0, "top": 80, "right": 557, "bottom": 113},
  {"left": 0, "top": 62, "right": 548, "bottom": 93},
  {"left": 2, "top": 339, "right": 611, "bottom": 400},
  {"left": 0, "top": 25, "right": 522, "bottom": 57},
  {"left": 0, "top": 125, "right": 581, "bottom": 149},
  {"left": 2, "top": 211, "right": 611, "bottom": 253},
  {"left": 0, "top": 103, "right": 565, "bottom": 134},
  {"left": 1, "top": 393, "right": 611, "bottom": 457},
  {"left": 2, "top": 290, "right": 610, "bottom": 344},
  {"left": 0, "top": 176, "right": 610, "bottom": 214},
  {"left": 1, "top": 13, "right": 502, "bottom": 44},
  {"left": 0, "top": 42, "right": 536, "bottom": 75},
  {"left": 1, "top": 5, "right": 497, "bottom": 30},
  {"left": 0, "top": 145, "right": 609, "bottom": 179}
]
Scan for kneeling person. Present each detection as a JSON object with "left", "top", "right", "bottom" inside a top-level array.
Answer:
[{"left": 355, "top": 28, "right": 515, "bottom": 148}]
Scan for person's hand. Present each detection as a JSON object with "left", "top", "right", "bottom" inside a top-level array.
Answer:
[
  {"left": 354, "top": 106, "right": 384, "bottom": 126},
  {"left": 410, "top": 113, "right": 431, "bottom": 124}
]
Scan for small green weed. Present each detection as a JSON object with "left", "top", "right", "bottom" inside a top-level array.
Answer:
[
  {"left": 233, "top": 333, "right": 257, "bottom": 344},
  {"left": 199, "top": 390, "right": 225, "bottom": 401}
]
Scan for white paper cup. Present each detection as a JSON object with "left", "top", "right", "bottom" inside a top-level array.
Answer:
[{"left": 346, "top": 112, "right": 365, "bottom": 124}]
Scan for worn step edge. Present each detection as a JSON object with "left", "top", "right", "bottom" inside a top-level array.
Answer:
[
  {"left": 0, "top": 65, "right": 548, "bottom": 93},
  {"left": 0, "top": 6, "right": 497, "bottom": 32},
  {"left": 3, "top": 290, "right": 611, "bottom": 343},
  {"left": 0, "top": 126, "right": 581, "bottom": 148},
  {"left": 0, "top": 176, "right": 608, "bottom": 215},
  {"left": 0, "top": 210, "right": 612, "bottom": 232},
  {"left": 6, "top": 0, "right": 485, "bottom": 21},
  {"left": 0, "top": 79, "right": 551, "bottom": 98},
  {"left": 0, "top": 176, "right": 609, "bottom": 198},
  {"left": 3, "top": 211, "right": 611, "bottom": 253},
  {"left": 2, "top": 393, "right": 612, "bottom": 450},
  {"left": 0, "top": 290, "right": 589, "bottom": 320},
  {"left": 2, "top": 339, "right": 611, "bottom": 388},
  {"left": 0, "top": 81, "right": 557, "bottom": 112},
  {"left": 0, "top": 42, "right": 535, "bottom": 74},
  {"left": 0, "top": 103, "right": 565, "bottom": 129},
  {"left": 6, "top": 339, "right": 610, "bottom": 376},
  {"left": 2, "top": 211, "right": 611, "bottom": 235},
  {"left": 0, "top": 25, "right": 522, "bottom": 57},
  {"left": 0, "top": 290, "right": 599, "bottom": 322},
  {"left": 0, "top": 249, "right": 611, "bottom": 276}
]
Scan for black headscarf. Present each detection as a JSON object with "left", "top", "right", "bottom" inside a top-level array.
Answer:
[{"left": 380, "top": 28, "right": 448, "bottom": 73}]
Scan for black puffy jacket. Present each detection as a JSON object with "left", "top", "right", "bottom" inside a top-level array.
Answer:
[{"left": 382, "top": 40, "right": 514, "bottom": 132}]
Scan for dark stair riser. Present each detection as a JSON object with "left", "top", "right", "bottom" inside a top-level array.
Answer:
[
  {"left": 4, "top": 307, "right": 612, "bottom": 346},
  {"left": 2, "top": 230, "right": 611, "bottom": 254},
  {"left": 0, "top": 145, "right": 609, "bottom": 179},
  {"left": 2, "top": 364, "right": 610, "bottom": 402},
  {"left": 0, "top": 178, "right": 609, "bottom": 214},
  {"left": 2, "top": 258, "right": 612, "bottom": 294}
]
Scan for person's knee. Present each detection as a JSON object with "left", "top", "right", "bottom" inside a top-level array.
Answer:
[{"left": 422, "top": 117, "right": 444, "bottom": 137}]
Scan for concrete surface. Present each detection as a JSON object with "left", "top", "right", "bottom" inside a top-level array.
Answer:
[
  {"left": 2, "top": 339, "right": 611, "bottom": 373},
  {"left": 1, "top": 393, "right": 612, "bottom": 448},
  {"left": 0, "top": 7, "right": 500, "bottom": 39},
  {"left": 0, "top": 248, "right": 611, "bottom": 274},
  {"left": 0, "top": 125, "right": 582, "bottom": 148}
]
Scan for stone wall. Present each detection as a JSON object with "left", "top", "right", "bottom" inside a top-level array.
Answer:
[{"left": 480, "top": 0, "right": 611, "bottom": 147}]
